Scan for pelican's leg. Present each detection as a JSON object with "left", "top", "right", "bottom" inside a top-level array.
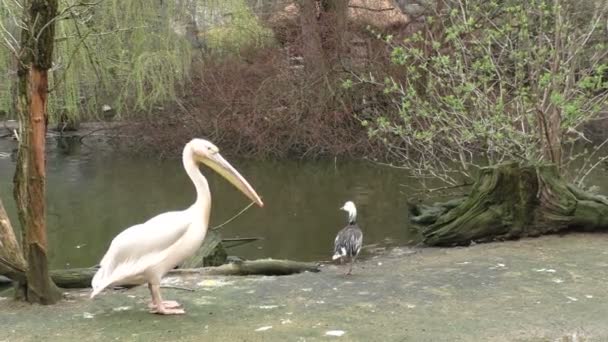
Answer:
[
  {"left": 147, "top": 283, "right": 182, "bottom": 309},
  {"left": 148, "top": 283, "right": 185, "bottom": 315}
]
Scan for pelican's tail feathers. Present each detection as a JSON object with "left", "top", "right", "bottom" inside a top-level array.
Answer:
[{"left": 90, "top": 267, "right": 110, "bottom": 298}]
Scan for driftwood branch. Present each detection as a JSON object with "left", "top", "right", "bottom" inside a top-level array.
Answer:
[
  {"left": 174, "top": 259, "right": 321, "bottom": 276},
  {"left": 45, "top": 259, "right": 320, "bottom": 289},
  {"left": 222, "top": 237, "right": 263, "bottom": 249}
]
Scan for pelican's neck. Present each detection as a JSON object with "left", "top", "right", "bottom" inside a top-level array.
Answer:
[{"left": 183, "top": 145, "right": 211, "bottom": 218}]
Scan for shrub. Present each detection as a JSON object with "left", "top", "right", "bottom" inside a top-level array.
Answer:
[{"left": 357, "top": 0, "right": 608, "bottom": 186}]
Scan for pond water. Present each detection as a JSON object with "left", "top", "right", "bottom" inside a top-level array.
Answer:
[
  {"left": 0, "top": 138, "right": 423, "bottom": 269},
  {"left": 2, "top": 138, "right": 607, "bottom": 271}
]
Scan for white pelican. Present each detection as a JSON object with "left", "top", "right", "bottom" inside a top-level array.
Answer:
[
  {"left": 332, "top": 201, "right": 363, "bottom": 275},
  {"left": 90, "top": 138, "right": 263, "bottom": 314}
]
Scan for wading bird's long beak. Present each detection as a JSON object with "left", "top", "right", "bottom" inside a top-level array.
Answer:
[{"left": 203, "top": 153, "right": 264, "bottom": 207}]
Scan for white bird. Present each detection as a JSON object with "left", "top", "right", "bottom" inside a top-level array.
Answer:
[
  {"left": 332, "top": 201, "right": 363, "bottom": 275},
  {"left": 90, "top": 138, "right": 264, "bottom": 315}
]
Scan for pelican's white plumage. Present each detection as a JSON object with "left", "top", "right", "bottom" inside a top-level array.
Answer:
[
  {"left": 90, "top": 139, "right": 263, "bottom": 314},
  {"left": 91, "top": 211, "right": 193, "bottom": 296}
]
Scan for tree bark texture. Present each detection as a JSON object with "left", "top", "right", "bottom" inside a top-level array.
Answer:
[
  {"left": 409, "top": 162, "right": 608, "bottom": 246},
  {"left": 12, "top": 0, "right": 61, "bottom": 304},
  {"left": 299, "top": 0, "right": 327, "bottom": 73},
  {"left": 0, "top": 198, "right": 27, "bottom": 282},
  {"left": 298, "top": 0, "right": 349, "bottom": 74},
  {"left": 319, "top": 0, "right": 348, "bottom": 61}
]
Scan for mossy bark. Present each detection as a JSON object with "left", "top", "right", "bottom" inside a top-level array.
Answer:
[
  {"left": 0, "top": 198, "right": 27, "bottom": 282},
  {"left": 410, "top": 162, "right": 608, "bottom": 246},
  {"left": 12, "top": 0, "right": 62, "bottom": 303}
]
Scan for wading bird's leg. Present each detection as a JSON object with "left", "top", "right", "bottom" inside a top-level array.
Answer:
[
  {"left": 147, "top": 283, "right": 182, "bottom": 309},
  {"left": 148, "top": 283, "right": 185, "bottom": 315},
  {"left": 346, "top": 255, "right": 357, "bottom": 276}
]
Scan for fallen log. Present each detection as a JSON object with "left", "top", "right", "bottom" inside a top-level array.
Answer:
[
  {"left": 50, "top": 268, "right": 97, "bottom": 288},
  {"left": 173, "top": 259, "right": 321, "bottom": 276},
  {"left": 3, "top": 230, "right": 269, "bottom": 289},
  {"left": 410, "top": 162, "right": 608, "bottom": 246},
  {"left": 2, "top": 230, "right": 227, "bottom": 288},
  {"left": 46, "top": 258, "right": 320, "bottom": 288}
]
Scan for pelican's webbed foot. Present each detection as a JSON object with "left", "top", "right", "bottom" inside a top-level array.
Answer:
[
  {"left": 148, "top": 300, "right": 182, "bottom": 310},
  {"left": 150, "top": 303, "right": 186, "bottom": 315},
  {"left": 147, "top": 283, "right": 186, "bottom": 315}
]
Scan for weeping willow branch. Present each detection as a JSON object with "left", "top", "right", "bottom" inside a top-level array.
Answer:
[
  {"left": 2, "top": 0, "right": 196, "bottom": 123},
  {"left": 48, "top": 22, "right": 93, "bottom": 93}
]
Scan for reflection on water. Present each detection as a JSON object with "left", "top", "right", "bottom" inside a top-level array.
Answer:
[{"left": 0, "top": 138, "right": 421, "bottom": 269}]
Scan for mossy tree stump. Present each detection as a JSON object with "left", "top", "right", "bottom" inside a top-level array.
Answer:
[{"left": 409, "top": 162, "right": 608, "bottom": 246}]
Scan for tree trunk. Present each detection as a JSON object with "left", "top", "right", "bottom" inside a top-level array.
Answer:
[
  {"left": 299, "top": 0, "right": 327, "bottom": 74},
  {"left": 536, "top": 0, "right": 563, "bottom": 168},
  {"left": 319, "top": 0, "right": 348, "bottom": 63},
  {"left": 13, "top": 65, "right": 62, "bottom": 304},
  {"left": 298, "top": 0, "right": 349, "bottom": 74},
  {"left": 0, "top": 198, "right": 27, "bottom": 283},
  {"left": 12, "top": 0, "right": 61, "bottom": 304},
  {"left": 409, "top": 162, "right": 608, "bottom": 246}
]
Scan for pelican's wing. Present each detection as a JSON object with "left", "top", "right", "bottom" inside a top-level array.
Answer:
[{"left": 92, "top": 210, "right": 191, "bottom": 292}]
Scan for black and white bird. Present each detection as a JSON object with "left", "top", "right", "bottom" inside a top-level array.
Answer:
[{"left": 332, "top": 201, "right": 363, "bottom": 275}]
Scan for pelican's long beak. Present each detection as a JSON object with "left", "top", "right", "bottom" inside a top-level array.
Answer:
[{"left": 203, "top": 152, "right": 264, "bottom": 207}]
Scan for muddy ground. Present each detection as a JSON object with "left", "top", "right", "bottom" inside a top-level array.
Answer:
[{"left": 2, "top": 234, "right": 608, "bottom": 341}]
